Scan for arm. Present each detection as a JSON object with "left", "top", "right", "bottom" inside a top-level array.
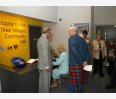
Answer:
[
  {"left": 41, "top": 39, "right": 51, "bottom": 71},
  {"left": 52, "top": 53, "right": 64, "bottom": 66},
  {"left": 103, "top": 41, "right": 107, "bottom": 57},
  {"left": 91, "top": 41, "right": 100, "bottom": 51},
  {"left": 93, "top": 46, "right": 100, "bottom": 51},
  {"left": 82, "top": 39, "right": 91, "bottom": 64},
  {"left": 68, "top": 38, "right": 79, "bottom": 60}
]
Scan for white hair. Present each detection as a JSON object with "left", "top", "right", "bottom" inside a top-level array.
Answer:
[{"left": 68, "top": 26, "right": 76, "bottom": 31}]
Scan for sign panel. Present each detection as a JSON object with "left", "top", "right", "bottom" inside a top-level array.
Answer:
[
  {"left": 0, "top": 12, "right": 43, "bottom": 66},
  {"left": 0, "top": 12, "right": 29, "bottom": 66}
]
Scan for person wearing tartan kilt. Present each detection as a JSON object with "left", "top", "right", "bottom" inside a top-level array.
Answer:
[{"left": 68, "top": 27, "right": 90, "bottom": 93}]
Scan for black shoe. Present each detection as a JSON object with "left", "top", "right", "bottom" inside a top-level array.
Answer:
[{"left": 106, "top": 84, "right": 115, "bottom": 89}]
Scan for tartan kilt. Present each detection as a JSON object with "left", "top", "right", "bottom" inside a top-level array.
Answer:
[{"left": 69, "top": 65, "right": 88, "bottom": 85}]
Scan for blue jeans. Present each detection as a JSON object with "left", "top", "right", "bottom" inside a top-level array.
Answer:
[{"left": 69, "top": 84, "right": 84, "bottom": 93}]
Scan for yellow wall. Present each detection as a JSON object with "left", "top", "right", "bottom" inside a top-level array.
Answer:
[{"left": 0, "top": 12, "right": 43, "bottom": 66}]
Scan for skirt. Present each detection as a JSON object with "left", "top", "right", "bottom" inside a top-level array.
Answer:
[{"left": 69, "top": 65, "right": 88, "bottom": 85}]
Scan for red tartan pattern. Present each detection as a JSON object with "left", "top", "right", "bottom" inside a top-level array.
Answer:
[{"left": 69, "top": 65, "right": 88, "bottom": 85}]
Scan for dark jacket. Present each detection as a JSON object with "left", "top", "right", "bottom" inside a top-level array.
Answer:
[
  {"left": 107, "top": 46, "right": 116, "bottom": 61},
  {"left": 68, "top": 34, "right": 90, "bottom": 66}
]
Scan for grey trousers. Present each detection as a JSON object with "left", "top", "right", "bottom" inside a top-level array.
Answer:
[{"left": 39, "top": 70, "right": 51, "bottom": 93}]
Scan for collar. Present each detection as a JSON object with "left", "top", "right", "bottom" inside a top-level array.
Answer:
[{"left": 42, "top": 34, "right": 47, "bottom": 38}]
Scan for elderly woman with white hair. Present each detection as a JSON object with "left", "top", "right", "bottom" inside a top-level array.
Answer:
[{"left": 51, "top": 44, "right": 69, "bottom": 88}]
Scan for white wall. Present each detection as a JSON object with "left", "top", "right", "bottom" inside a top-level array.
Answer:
[
  {"left": 93, "top": 6, "right": 116, "bottom": 39},
  {"left": 44, "top": 6, "right": 91, "bottom": 51},
  {"left": 0, "top": 6, "right": 58, "bottom": 23},
  {"left": 94, "top": 6, "right": 116, "bottom": 25}
]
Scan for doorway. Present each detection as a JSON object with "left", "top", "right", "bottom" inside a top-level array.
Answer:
[{"left": 29, "top": 25, "right": 42, "bottom": 58}]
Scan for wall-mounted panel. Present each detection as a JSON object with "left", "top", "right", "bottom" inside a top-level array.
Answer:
[{"left": 0, "top": 12, "right": 43, "bottom": 66}]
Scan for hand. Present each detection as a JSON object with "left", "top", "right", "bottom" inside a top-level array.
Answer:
[
  {"left": 83, "top": 61, "right": 87, "bottom": 67},
  {"left": 47, "top": 68, "right": 52, "bottom": 72},
  {"left": 45, "top": 67, "right": 51, "bottom": 72}
]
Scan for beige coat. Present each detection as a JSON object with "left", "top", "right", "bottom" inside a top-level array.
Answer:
[{"left": 92, "top": 40, "right": 107, "bottom": 59}]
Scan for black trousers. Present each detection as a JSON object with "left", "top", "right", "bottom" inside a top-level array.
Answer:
[
  {"left": 107, "top": 60, "right": 115, "bottom": 76},
  {"left": 93, "top": 58, "right": 104, "bottom": 76}
]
